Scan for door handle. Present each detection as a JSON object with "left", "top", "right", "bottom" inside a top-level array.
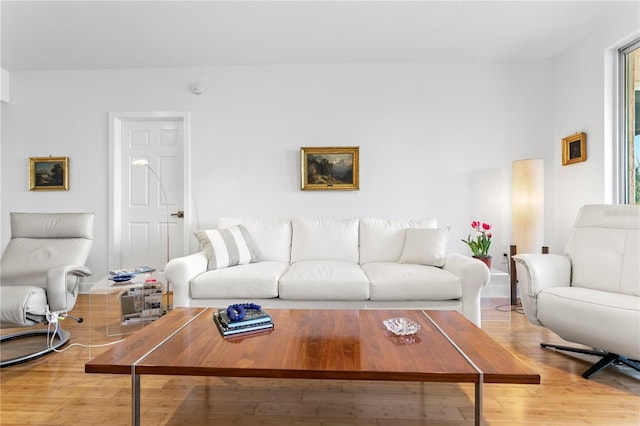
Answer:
[{"left": 170, "top": 211, "right": 184, "bottom": 218}]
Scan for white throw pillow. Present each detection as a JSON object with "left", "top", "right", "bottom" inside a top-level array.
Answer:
[
  {"left": 194, "top": 225, "right": 258, "bottom": 271},
  {"left": 217, "top": 218, "right": 292, "bottom": 262},
  {"left": 359, "top": 218, "right": 438, "bottom": 264},
  {"left": 398, "top": 227, "right": 450, "bottom": 267}
]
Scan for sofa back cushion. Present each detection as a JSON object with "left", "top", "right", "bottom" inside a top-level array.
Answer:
[
  {"left": 291, "top": 218, "right": 359, "bottom": 263},
  {"left": 359, "top": 218, "right": 437, "bottom": 264},
  {"left": 217, "top": 218, "right": 292, "bottom": 263},
  {"left": 564, "top": 204, "right": 640, "bottom": 297}
]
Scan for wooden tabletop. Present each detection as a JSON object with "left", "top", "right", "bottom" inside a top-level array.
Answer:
[
  {"left": 86, "top": 308, "right": 539, "bottom": 386},
  {"left": 85, "top": 307, "right": 208, "bottom": 374},
  {"left": 425, "top": 310, "right": 540, "bottom": 384}
]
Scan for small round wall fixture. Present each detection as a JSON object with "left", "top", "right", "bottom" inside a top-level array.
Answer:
[{"left": 192, "top": 82, "right": 207, "bottom": 95}]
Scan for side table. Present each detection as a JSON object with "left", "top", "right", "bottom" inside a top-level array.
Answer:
[{"left": 90, "top": 274, "right": 170, "bottom": 336}]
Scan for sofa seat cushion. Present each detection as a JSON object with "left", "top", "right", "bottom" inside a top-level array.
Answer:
[
  {"left": 190, "top": 261, "right": 288, "bottom": 299},
  {"left": 279, "top": 261, "right": 369, "bottom": 300},
  {"left": 363, "top": 263, "right": 462, "bottom": 301},
  {"left": 538, "top": 286, "right": 640, "bottom": 358}
]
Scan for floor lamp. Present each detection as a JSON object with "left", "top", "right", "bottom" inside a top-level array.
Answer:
[{"left": 510, "top": 159, "right": 546, "bottom": 306}]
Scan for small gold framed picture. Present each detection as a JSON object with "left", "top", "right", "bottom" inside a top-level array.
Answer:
[
  {"left": 301, "top": 146, "right": 359, "bottom": 190},
  {"left": 562, "top": 132, "right": 586, "bottom": 166},
  {"left": 29, "top": 157, "right": 69, "bottom": 191}
]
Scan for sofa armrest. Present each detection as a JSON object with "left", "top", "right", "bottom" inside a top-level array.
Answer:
[
  {"left": 47, "top": 265, "right": 92, "bottom": 312},
  {"left": 512, "top": 253, "right": 571, "bottom": 325},
  {"left": 442, "top": 253, "right": 490, "bottom": 327},
  {"left": 165, "top": 251, "right": 208, "bottom": 307}
]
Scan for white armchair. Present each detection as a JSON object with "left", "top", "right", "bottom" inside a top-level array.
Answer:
[
  {"left": 0, "top": 213, "right": 94, "bottom": 367},
  {"left": 513, "top": 204, "right": 640, "bottom": 379}
]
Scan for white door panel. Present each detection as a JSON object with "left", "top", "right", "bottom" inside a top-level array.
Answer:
[{"left": 112, "top": 115, "right": 187, "bottom": 272}]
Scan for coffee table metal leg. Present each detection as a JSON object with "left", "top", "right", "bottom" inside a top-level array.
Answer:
[
  {"left": 475, "top": 379, "right": 483, "bottom": 426},
  {"left": 132, "top": 368, "right": 140, "bottom": 426}
]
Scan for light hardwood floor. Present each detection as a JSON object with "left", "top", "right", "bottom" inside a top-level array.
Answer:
[{"left": 1, "top": 295, "right": 639, "bottom": 425}]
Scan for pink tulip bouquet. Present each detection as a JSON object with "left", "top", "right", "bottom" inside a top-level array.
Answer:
[{"left": 461, "top": 221, "right": 492, "bottom": 258}]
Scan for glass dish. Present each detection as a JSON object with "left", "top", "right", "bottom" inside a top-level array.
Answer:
[
  {"left": 383, "top": 317, "right": 421, "bottom": 336},
  {"left": 387, "top": 333, "right": 421, "bottom": 346}
]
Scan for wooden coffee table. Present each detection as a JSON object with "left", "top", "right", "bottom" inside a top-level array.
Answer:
[{"left": 86, "top": 308, "right": 539, "bottom": 425}]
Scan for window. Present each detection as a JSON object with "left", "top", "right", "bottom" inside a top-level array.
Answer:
[{"left": 621, "top": 41, "right": 640, "bottom": 204}]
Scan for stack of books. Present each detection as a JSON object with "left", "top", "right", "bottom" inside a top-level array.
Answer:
[{"left": 213, "top": 305, "right": 273, "bottom": 337}]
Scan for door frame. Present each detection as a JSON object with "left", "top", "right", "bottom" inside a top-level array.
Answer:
[{"left": 108, "top": 111, "right": 191, "bottom": 271}]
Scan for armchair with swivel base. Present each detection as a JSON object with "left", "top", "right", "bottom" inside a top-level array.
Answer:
[
  {"left": 0, "top": 212, "right": 94, "bottom": 367},
  {"left": 513, "top": 204, "right": 640, "bottom": 379}
]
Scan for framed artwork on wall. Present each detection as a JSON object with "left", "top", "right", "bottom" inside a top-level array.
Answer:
[
  {"left": 300, "top": 146, "right": 359, "bottom": 190},
  {"left": 29, "top": 156, "right": 69, "bottom": 191},
  {"left": 562, "top": 132, "right": 587, "bottom": 166}
]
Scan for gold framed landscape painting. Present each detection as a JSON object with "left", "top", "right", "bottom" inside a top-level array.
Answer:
[
  {"left": 562, "top": 132, "right": 587, "bottom": 166},
  {"left": 29, "top": 156, "right": 69, "bottom": 191},
  {"left": 301, "top": 146, "right": 359, "bottom": 190}
]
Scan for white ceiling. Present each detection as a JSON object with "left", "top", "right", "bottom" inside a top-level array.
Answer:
[{"left": 1, "top": 1, "right": 636, "bottom": 71}]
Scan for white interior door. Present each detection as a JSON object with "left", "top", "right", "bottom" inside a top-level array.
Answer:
[{"left": 110, "top": 113, "right": 190, "bottom": 273}]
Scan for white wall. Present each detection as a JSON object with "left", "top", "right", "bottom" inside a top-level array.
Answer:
[
  {"left": 1, "top": 59, "right": 553, "bottom": 280},
  {"left": 0, "top": 68, "right": 9, "bottom": 103},
  {"left": 549, "top": 10, "right": 640, "bottom": 251}
]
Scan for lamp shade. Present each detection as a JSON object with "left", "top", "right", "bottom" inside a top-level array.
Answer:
[{"left": 512, "top": 159, "right": 544, "bottom": 254}]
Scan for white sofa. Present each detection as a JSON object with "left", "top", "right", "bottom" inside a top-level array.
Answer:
[{"left": 165, "top": 217, "right": 490, "bottom": 326}]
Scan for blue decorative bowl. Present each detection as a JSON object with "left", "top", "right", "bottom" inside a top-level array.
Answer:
[{"left": 110, "top": 274, "right": 134, "bottom": 282}]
